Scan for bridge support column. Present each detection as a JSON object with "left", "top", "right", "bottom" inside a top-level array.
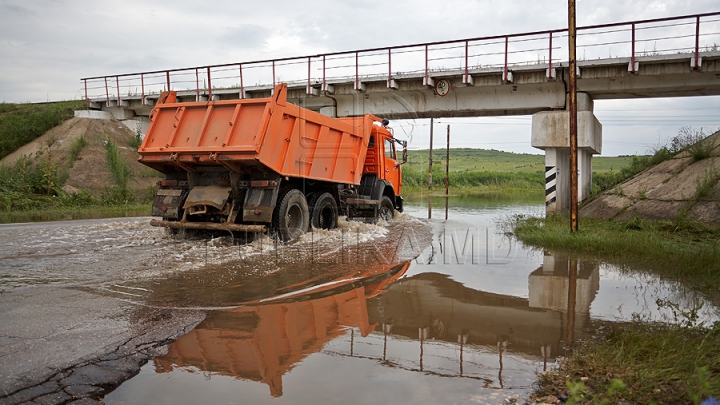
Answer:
[{"left": 531, "top": 93, "right": 602, "bottom": 215}]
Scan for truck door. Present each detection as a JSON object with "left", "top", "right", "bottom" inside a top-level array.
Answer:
[{"left": 381, "top": 137, "right": 401, "bottom": 196}]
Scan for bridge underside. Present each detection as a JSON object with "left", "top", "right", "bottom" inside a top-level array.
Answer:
[{"left": 87, "top": 52, "right": 720, "bottom": 215}]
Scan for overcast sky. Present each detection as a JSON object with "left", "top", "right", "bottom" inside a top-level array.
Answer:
[{"left": 1, "top": 0, "right": 719, "bottom": 156}]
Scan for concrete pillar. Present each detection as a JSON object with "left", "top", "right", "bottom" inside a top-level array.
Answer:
[
  {"left": 531, "top": 93, "right": 602, "bottom": 215},
  {"left": 319, "top": 106, "right": 337, "bottom": 117}
]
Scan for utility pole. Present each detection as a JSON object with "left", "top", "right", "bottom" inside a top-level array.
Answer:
[
  {"left": 428, "top": 118, "right": 434, "bottom": 189},
  {"left": 445, "top": 125, "right": 450, "bottom": 220},
  {"left": 568, "top": 0, "right": 579, "bottom": 232}
]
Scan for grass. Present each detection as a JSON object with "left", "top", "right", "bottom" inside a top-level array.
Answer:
[
  {"left": 0, "top": 100, "right": 85, "bottom": 160},
  {"left": 510, "top": 215, "right": 720, "bottom": 294},
  {"left": 512, "top": 214, "right": 720, "bottom": 404},
  {"left": 406, "top": 148, "right": 632, "bottom": 174},
  {"left": 402, "top": 162, "right": 545, "bottom": 197},
  {"left": 535, "top": 321, "right": 720, "bottom": 404}
]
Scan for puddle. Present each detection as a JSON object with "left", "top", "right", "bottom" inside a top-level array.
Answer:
[{"left": 100, "top": 196, "right": 718, "bottom": 404}]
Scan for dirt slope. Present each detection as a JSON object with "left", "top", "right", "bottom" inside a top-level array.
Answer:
[
  {"left": 582, "top": 131, "right": 720, "bottom": 226},
  {"left": 0, "top": 117, "right": 161, "bottom": 199}
]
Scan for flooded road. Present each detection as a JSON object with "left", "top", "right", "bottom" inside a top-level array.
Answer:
[{"left": 1, "top": 195, "right": 718, "bottom": 404}]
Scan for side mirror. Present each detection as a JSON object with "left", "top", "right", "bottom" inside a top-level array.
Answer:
[{"left": 402, "top": 141, "right": 408, "bottom": 164}]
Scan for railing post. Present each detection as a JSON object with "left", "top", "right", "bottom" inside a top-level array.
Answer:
[
  {"left": 272, "top": 60, "right": 276, "bottom": 88},
  {"left": 630, "top": 23, "right": 637, "bottom": 72},
  {"left": 503, "top": 36, "right": 509, "bottom": 82},
  {"left": 116, "top": 76, "right": 121, "bottom": 106},
  {"left": 547, "top": 32, "right": 554, "bottom": 78},
  {"left": 307, "top": 57, "right": 314, "bottom": 95},
  {"left": 104, "top": 77, "right": 109, "bottom": 107},
  {"left": 354, "top": 51, "right": 365, "bottom": 91},
  {"left": 84, "top": 79, "right": 89, "bottom": 109},
  {"left": 207, "top": 67, "right": 212, "bottom": 100},
  {"left": 239, "top": 64, "right": 244, "bottom": 99},
  {"left": 166, "top": 71, "right": 170, "bottom": 91},
  {"left": 140, "top": 73, "right": 145, "bottom": 105},
  {"left": 388, "top": 48, "right": 392, "bottom": 88},
  {"left": 425, "top": 44, "right": 429, "bottom": 84},
  {"left": 694, "top": 15, "right": 701, "bottom": 69},
  {"left": 322, "top": 55, "right": 327, "bottom": 92},
  {"left": 464, "top": 40, "right": 469, "bottom": 82},
  {"left": 195, "top": 68, "right": 200, "bottom": 101}
]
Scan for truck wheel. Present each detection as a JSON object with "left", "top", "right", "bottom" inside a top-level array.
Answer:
[
  {"left": 272, "top": 189, "right": 310, "bottom": 241},
  {"left": 308, "top": 192, "right": 338, "bottom": 230},
  {"left": 379, "top": 196, "right": 395, "bottom": 222}
]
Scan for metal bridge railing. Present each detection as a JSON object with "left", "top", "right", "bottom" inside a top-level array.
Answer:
[{"left": 81, "top": 12, "right": 720, "bottom": 108}]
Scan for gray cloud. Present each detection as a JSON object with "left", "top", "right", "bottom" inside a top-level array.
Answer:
[{"left": 1, "top": 0, "right": 718, "bottom": 154}]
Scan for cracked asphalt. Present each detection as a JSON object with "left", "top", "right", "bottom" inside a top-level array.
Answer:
[
  {"left": 0, "top": 218, "right": 216, "bottom": 405},
  {"left": 0, "top": 286, "right": 204, "bottom": 404}
]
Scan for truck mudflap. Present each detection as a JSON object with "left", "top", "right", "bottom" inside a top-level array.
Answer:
[
  {"left": 150, "top": 220, "right": 266, "bottom": 233},
  {"left": 346, "top": 197, "right": 379, "bottom": 222},
  {"left": 183, "top": 185, "right": 231, "bottom": 215}
]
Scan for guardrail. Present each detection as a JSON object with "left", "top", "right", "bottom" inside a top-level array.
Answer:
[{"left": 81, "top": 12, "right": 720, "bottom": 108}]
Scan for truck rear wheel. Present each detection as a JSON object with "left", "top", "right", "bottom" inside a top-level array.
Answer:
[
  {"left": 273, "top": 189, "right": 309, "bottom": 241},
  {"left": 308, "top": 192, "right": 338, "bottom": 230},
  {"left": 379, "top": 196, "right": 395, "bottom": 222}
]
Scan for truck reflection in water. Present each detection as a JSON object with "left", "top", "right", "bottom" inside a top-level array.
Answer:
[{"left": 153, "top": 253, "right": 599, "bottom": 397}]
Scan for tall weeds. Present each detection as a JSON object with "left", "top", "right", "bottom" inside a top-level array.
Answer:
[{"left": 103, "top": 138, "right": 135, "bottom": 204}]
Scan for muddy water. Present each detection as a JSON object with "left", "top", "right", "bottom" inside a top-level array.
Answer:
[{"left": 1, "top": 196, "right": 717, "bottom": 404}]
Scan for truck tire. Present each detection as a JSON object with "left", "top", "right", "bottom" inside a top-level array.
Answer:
[
  {"left": 272, "top": 189, "right": 310, "bottom": 241},
  {"left": 379, "top": 196, "right": 395, "bottom": 222},
  {"left": 308, "top": 192, "right": 338, "bottom": 230}
]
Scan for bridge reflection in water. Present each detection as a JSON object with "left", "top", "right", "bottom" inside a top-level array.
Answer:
[{"left": 153, "top": 253, "right": 599, "bottom": 397}]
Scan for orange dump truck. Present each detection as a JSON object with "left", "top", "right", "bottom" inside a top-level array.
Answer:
[{"left": 138, "top": 83, "right": 406, "bottom": 240}]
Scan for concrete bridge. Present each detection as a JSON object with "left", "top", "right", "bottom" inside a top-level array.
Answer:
[{"left": 80, "top": 12, "right": 720, "bottom": 213}]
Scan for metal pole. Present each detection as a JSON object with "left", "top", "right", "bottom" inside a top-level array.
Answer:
[
  {"left": 104, "top": 77, "right": 109, "bottom": 107},
  {"left": 388, "top": 48, "right": 392, "bottom": 88},
  {"left": 568, "top": 0, "right": 579, "bottom": 232},
  {"left": 239, "top": 64, "right": 244, "bottom": 99},
  {"left": 83, "top": 80, "right": 89, "bottom": 109},
  {"left": 195, "top": 68, "right": 200, "bottom": 101},
  {"left": 207, "top": 67, "right": 212, "bottom": 101},
  {"left": 428, "top": 118, "right": 434, "bottom": 188},
  {"left": 140, "top": 74, "right": 145, "bottom": 106},
  {"left": 631, "top": 23, "right": 636, "bottom": 72},
  {"left": 307, "top": 56, "right": 312, "bottom": 94},
  {"left": 694, "top": 16, "right": 701, "bottom": 68},
  {"left": 445, "top": 125, "right": 450, "bottom": 220}
]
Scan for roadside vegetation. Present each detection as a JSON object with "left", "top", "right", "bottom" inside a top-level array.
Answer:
[
  {"left": 510, "top": 214, "right": 720, "bottom": 404},
  {"left": 534, "top": 319, "right": 720, "bottom": 404},
  {"left": 0, "top": 100, "right": 85, "bottom": 160},
  {"left": 403, "top": 148, "right": 631, "bottom": 198},
  {"left": 0, "top": 101, "right": 155, "bottom": 223},
  {"left": 402, "top": 165, "right": 544, "bottom": 197},
  {"left": 590, "top": 127, "right": 717, "bottom": 196}
]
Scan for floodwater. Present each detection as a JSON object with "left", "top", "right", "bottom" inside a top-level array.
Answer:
[{"left": 1, "top": 194, "right": 717, "bottom": 404}]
